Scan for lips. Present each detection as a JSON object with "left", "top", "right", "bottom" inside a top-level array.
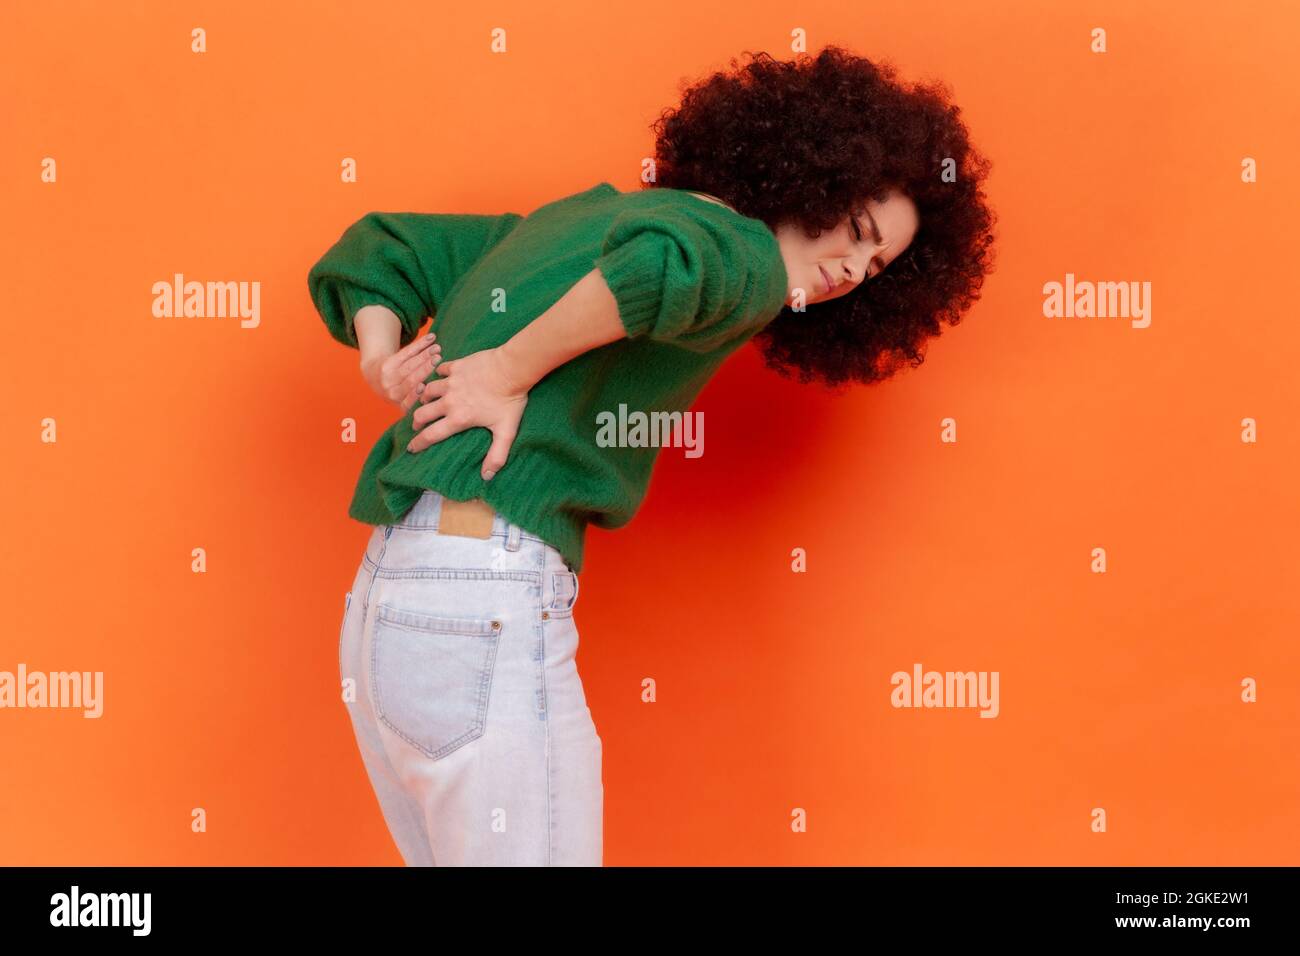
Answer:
[{"left": 819, "top": 266, "right": 833, "bottom": 295}]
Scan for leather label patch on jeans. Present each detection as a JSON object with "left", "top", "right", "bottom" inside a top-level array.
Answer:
[{"left": 437, "top": 497, "right": 495, "bottom": 539}]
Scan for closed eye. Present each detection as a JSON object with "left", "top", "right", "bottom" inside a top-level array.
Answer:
[{"left": 851, "top": 215, "right": 884, "bottom": 280}]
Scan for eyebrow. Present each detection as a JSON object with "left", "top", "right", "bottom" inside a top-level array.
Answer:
[{"left": 863, "top": 209, "right": 887, "bottom": 277}]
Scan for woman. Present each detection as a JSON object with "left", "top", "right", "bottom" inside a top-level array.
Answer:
[{"left": 308, "top": 45, "right": 996, "bottom": 866}]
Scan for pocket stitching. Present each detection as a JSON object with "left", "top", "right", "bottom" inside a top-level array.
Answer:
[
  {"left": 371, "top": 606, "right": 502, "bottom": 761},
  {"left": 547, "top": 572, "right": 578, "bottom": 618},
  {"left": 376, "top": 603, "right": 500, "bottom": 635}
]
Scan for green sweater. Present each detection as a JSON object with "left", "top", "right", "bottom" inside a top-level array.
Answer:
[{"left": 307, "top": 181, "right": 789, "bottom": 573}]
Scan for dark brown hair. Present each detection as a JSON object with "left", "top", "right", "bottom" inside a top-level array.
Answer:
[{"left": 648, "top": 44, "right": 998, "bottom": 389}]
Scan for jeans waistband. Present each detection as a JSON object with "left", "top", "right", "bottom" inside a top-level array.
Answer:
[{"left": 388, "top": 490, "right": 546, "bottom": 551}]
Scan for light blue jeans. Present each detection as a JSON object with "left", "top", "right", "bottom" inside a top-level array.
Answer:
[{"left": 338, "top": 490, "right": 603, "bottom": 866}]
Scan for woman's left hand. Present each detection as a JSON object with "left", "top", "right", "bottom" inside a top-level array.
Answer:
[{"left": 405, "top": 346, "right": 529, "bottom": 481}]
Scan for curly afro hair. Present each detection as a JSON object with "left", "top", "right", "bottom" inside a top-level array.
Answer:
[{"left": 646, "top": 44, "right": 998, "bottom": 389}]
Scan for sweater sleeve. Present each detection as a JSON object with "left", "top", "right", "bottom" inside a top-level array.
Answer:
[
  {"left": 592, "top": 202, "right": 786, "bottom": 353},
  {"left": 307, "top": 210, "right": 523, "bottom": 349}
]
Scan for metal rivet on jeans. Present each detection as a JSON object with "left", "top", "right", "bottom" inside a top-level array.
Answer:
[{"left": 541, "top": 611, "right": 549, "bottom": 620}]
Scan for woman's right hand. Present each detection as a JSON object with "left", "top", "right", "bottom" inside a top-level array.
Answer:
[{"left": 361, "top": 331, "right": 443, "bottom": 411}]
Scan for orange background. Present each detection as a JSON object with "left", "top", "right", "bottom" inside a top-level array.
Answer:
[{"left": 3, "top": 0, "right": 1298, "bottom": 865}]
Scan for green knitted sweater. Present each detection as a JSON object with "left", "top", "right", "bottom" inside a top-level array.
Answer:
[{"left": 307, "top": 181, "right": 789, "bottom": 572}]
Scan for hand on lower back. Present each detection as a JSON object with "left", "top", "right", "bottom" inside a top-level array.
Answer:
[
  {"left": 405, "top": 346, "right": 529, "bottom": 481},
  {"left": 362, "top": 331, "right": 443, "bottom": 410}
]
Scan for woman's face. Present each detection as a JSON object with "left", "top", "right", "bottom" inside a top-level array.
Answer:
[{"left": 775, "top": 188, "right": 920, "bottom": 307}]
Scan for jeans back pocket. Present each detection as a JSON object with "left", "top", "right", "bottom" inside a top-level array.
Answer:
[{"left": 372, "top": 602, "right": 503, "bottom": 761}]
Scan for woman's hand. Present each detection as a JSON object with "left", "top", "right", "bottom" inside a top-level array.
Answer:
[
  {"left": 361, "top": 331, "right": 443, "bottom": 411},
  {"left": 406, "top": 346, "right": 529, "bottom": 481}
]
